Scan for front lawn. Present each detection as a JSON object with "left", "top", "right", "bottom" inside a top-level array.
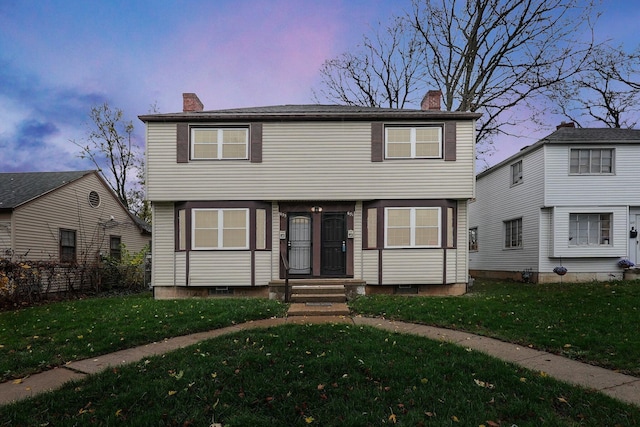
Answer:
[
  {"left": 350, "top": 279, "right": 640, "bottom": 376},
  {"left": 0, "top": 293, "right": 287, "bottom": 381},
  {"left": 1, "top": 324, "right": 638, "bottom": 426}
]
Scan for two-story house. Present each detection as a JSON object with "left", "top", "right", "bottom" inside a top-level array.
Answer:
[
  {"left": 140, "top": 93, "right": 481, "bottom": 299},
  {"left": 469, "top": 124, "right": 640, "bottom": 283}
]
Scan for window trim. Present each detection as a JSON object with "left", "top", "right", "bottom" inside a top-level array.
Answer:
[
  {"left": 190, "top": 126, "right": 249, "bottom": 160},
  {"left": 511, "top": 160, "right": 523, "bottom": 185},
  {"left": 568, "top": 212, "right": 612, "bottom": 246},
  {"left": 569, "top": 148, "right": 614, "bottom": 175},
  {"left": 384, "top": 207, "right": 442, "bottom": 248},
  {"left": 109, "top": 235, "right": 122, "bottom": 261},
  {"left": 504, "top": 218, "right": 522, "bottom": 249},
  {"left": 191, "top": 208, "right": 249, "bottom": 250},
  {"left": 59, "top": 229, "right": 77, "bottom": 263},
  {"left": 384, "top": 125, "right": 443, "bottom": 159}
]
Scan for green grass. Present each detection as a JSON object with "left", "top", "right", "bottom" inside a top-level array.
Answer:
[
  {"left": 1, "top": 324, "right": 639, "bottom": 426},
  {"left": 350, "top": 279, "right": 640, "bottom": 376},
  {"left": 0, "top": 293, "right": 287, "bottom": 381}
]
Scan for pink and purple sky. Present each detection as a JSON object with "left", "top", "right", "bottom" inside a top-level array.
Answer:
[{"left": 0, "top": 0, "right": 638, "bottom": 174}]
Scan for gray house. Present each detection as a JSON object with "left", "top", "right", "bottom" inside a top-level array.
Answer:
[
  {"left": 469, "top": 125, "right": 640, "bottom": 283},
  {"left": 140, "top": 92, "right": 481, "bottom": 299},
  {"left": 0, "top": 170, "right": 150, "bottom": 268}
]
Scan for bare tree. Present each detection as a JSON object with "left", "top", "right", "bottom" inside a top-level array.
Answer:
[
  {"left": 313, "top": 17, "right": 425, "bottom": 109},
  {"left": 546, "top": 44, "right": 640, "bottom": 128},
  {"left": 72, "top": 103, "right": 145, "bottom": 218},
  {"left": 314, "top": 0, "right": 597, "bottom": 150}
]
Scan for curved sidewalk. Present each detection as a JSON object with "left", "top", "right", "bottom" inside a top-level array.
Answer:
[{"left": 1, "top": 315, "right": 639, "bottom": 407}]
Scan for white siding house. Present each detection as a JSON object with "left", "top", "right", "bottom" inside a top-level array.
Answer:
[
  {"left": 140, "top": 93, "right": 480, "bottom": 299},
  {"left": 469, "top": 125, "right": 640, "bottom": 283}
]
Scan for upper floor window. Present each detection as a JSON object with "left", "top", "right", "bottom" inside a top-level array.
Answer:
[
  {"left": 504, "top": 218, "right": 522, "bottom": 249},
  {"left": 191, "top": 127, "right": 248, "bottom": 160},
  {"left": 569, "top": 148, "right": 614, "bottom": 174},
  {"left": 385, "top": 126, "right": 442, "bottom": 159},
  {"left": 511, "top": 160, "right": 523, "bottom": 185},
  {"left": 469, "top": 227, "right": 478, "bottom": 251},
  {"left": 569, "top": 213, "right": 611, "bottom": 246},
  {"left": 385, "top": 207, "right": 441, "bottom": 248},
  {"left": 60, "top": 229, "right": 76, "bottom": 263},
  {"left": 192, "top": 208, "right": 248, "bottom": 249}
]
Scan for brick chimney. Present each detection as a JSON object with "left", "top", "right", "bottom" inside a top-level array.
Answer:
[
  {"left": 421, "top": 90, "right": 442, "bottom": 111},
  {"left": 183, "top": 93, "right": 204, "bottom": 112},
  {"left": 556, "top": 121, "right": 575, "bottom": 130}
]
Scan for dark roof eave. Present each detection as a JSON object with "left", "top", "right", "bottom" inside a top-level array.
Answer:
[{"left": 138, "top": 111, "right": 482, "bottom": 123}]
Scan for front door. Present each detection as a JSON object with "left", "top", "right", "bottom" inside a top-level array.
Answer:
[
  {"left": 288, "top": 214, "right": 312, "bottom": 275},
  {"left": 321, "top": 212, "right": 346, "bottom": 276}
]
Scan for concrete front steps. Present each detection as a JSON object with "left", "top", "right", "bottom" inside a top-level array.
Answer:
[{"left": 287, "top": 283, "right": 350, "bottom": 317}]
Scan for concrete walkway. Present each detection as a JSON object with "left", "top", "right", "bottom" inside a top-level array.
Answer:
[{"left": 1, "top": 315, "right": 639, "bottom": 408}]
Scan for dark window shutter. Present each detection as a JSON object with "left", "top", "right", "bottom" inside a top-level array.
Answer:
[
  {"left": 176, "top": 123, "right": 189, "bottom": 163},
  {"left": 444, "top": 122, "right": 456, "bottom": 161},
  {"left": 250, "top": 123, "right": 263, "bottom": 163},
  {"left": 371, "top": 122, "right": 383, "bottom": 162}
]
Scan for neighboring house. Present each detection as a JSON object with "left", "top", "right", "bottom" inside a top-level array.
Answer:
[
  {"left": 139, "top": 92, "right": 481, "bottom": 300},
  {"left": 0, "top": 170, "right": 151, "bottom": 288},
  {"left": 469, "top": 124, "right": 640, "bottom": 283}
]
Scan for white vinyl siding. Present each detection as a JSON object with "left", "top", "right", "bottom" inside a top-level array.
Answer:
[
  {"left": 191, "top": 127, "right": 248, "bottom": 160},
  {"left": 385, "top": 207, "right": 441, "bottom": 248},
  {"left": 550, "top": 206, "right": 627, "bottom": 258},
  {"left": 189, "top": 252, "right": 251, "bottom": 286},
  {"left": 382, "top": 250, "right": 444, "bottom": 284},
  {"left": 469, "top": 148, "right": 544, "bottom": 273},
  {"left": 146, "top": 121, "right": 476, "bottom": 201},
  {"left": 152, "top": 202, "right": 176, "bottom": 288},
  {"left": 385, "top": 126, "right": 442, "bottom": 159},
  {"left": 192, "top": 208, "right": 248, "bottom": 249}
]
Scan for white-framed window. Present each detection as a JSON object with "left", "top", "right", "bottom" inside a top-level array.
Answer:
[
  {"left": 192, "top": 208, "right": 249, "bottom": 249},
  {"left": 504, "top": 218, "right": 522, "bottom": 249},
  {"left": 191, "top": 127, "right": 248, "bottom": 160},
  {"left": 569, "top": 213, "right": 611, "bottom": 246},
  {"left": 469, "top": 227, "right": 478, "bottom": 251},
  {"left": 569, "top": 148, "right": 614, "bottom": 174},
  {"left": 385, "top": 126, "right": 442, "bottom": 159},
  {"left": 384, "top": 207, "right": 441, "bottom": 248},
  {"left": 511, "top": 160, "right": 523, "bottom": 185}
]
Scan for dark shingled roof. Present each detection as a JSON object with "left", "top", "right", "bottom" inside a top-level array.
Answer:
[
  {"left": 0, "top": 170, "right": 94, "bottom": 209},
  {"left": 542, "top": 127, "right": 640, "bottom": 142},
  {"left": 139, "top": 104, "right": 482, "bottom": 122},
  {"left": 478, "top": 127, "right": 640, "bottom": 178}
]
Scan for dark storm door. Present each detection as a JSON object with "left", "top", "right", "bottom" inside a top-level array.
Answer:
[
  {"left": 321, "top": 212, "right": 346, "bottom": 276},
  {"left": 288, "top": 214, "right": 312, "bottom": 275}
]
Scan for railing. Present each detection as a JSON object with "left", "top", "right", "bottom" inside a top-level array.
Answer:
[{"left": 280, "top": 252, "right": 290, "bottom": 303}]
